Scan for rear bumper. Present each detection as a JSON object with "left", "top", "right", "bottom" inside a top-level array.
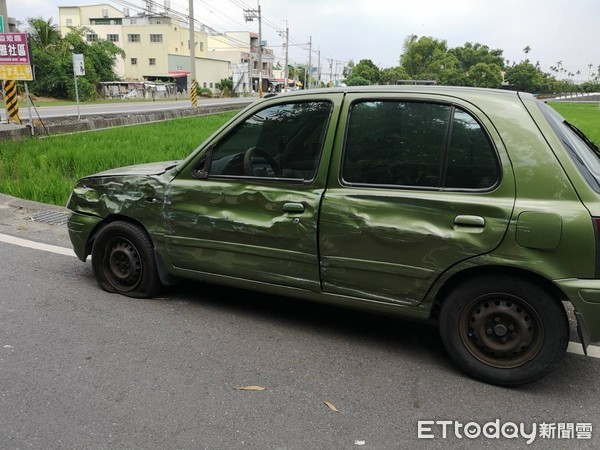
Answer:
[
  {"left": 67, "top": 211, "right": 102, "bottom": 261},
  {"left": 556, "top": 279, "right": 600, "bottom": 346}
]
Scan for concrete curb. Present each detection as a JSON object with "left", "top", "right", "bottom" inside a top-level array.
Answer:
[{"left": 0, "top": 100, "right": 252, "bottom": 141}]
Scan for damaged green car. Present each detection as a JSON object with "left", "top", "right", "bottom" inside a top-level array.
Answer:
[{"left": 67, "top": 86, "right": 600, "bottom": 386}]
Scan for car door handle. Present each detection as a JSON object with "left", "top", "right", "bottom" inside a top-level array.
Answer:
[
  {"left": 454, "top": 215, "right": 485, "bottom": 227},
  {"left": 283, "top": 202, "right": 305, "bottom": 213}
]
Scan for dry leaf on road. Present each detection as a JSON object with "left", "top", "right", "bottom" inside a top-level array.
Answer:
[
  {"left": 235, "top": 385, "right": 266, "bottom": 391},
  {"left": 324, "top": 401, "right": 339, "bottom": 412}
]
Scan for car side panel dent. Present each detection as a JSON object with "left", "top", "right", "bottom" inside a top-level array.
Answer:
[{"left": 164, "top": 179, "right": 323, "bottom": 290}]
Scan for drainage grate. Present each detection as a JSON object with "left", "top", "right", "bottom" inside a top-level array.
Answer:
[{"left": 30, "top": 210, "right": 70, "bottom": 225}]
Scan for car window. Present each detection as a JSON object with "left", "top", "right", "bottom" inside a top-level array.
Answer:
[
  {"left": 538, "top": 101, "right": 600, "bottom": 192},
  {"left": 208, "top": 101, "right": 332, "bottom": 181},
  {"left": 445, "top": 109, "right": 500, "bottom": 189},
  {"left": 342, "top": 100, "right": 499, "bottom": 190}
]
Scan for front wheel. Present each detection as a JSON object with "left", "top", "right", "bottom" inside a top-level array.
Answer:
[
  {"left": 91, "top": 221, "right": 162, "bottom": 298},
  {"left": 439, "top": 276, "right": 569, "bottom": 386}
]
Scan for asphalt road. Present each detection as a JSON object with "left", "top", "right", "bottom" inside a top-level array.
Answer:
[
  {"left": 19, "top": 97, "right": 255, "bottom": 120},
  {"left": 1, "top": 194, "right": 600, "bottom": 449}
]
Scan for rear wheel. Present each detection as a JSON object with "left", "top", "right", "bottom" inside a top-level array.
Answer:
[
  {"left": 439, "top": 276, "right": 569, "bottom": 386},
  {"left": 91, "top": 221, "right": 162, "bottom": 298}
]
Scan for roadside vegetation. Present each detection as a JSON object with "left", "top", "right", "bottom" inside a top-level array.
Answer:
[
  {"left": 0, "top": 104, "right": 598, "bottom": 207},
  {"left": 0, "top": 112, "right": 236, "bottom": 206}
]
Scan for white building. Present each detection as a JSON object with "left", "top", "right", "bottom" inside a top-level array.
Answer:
[
  {"left": 58, "top": 3, "right": 230, "bottom": 95},
  {"left": 208, "top": 31, "right": 275, "bottom": 94}
]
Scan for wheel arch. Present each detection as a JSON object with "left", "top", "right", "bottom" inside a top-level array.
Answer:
[
  {"left": 429, "top": 265, "right": 568, "bottom": 321},
  {"left": 86, "top": 214, "right": 177, "bottom": 287}
]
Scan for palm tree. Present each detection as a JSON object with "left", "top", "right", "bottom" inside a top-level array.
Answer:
[{"left": 27, "top": 17, "right": 61, "bottom": 49}]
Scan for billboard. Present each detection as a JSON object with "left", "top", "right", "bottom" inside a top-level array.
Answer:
[{"left": 0, "top": 33, "right": 30, "bottom": 65}]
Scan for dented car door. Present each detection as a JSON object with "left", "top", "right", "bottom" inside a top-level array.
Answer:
[
  {"left": 163, "top": 97, "right": 340, "bottom": 291},
  {"left": 318, "top": 94, "right": 516, "bottom": 305}
]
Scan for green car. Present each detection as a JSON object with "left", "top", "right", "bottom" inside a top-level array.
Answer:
[{"left": 67, "top": 86, "right": 600, "bottom": 386}]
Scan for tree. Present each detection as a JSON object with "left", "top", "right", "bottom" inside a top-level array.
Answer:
[
  {"left": 28, "top": 23, "right": 124, "bottom": 100},
  {"left": 504, "top": 62, "right": 545, "bottom": 93},
  {"left": 438, "top": 68, "right": 466, "bottom": 87},
  {"left": 448, "top": 42, "right": 505, "bottom": 73},
  {"left": 379, "top": 66, "right": 410, "bottom": 85},
  {"left": 27, "top": 17, "right": 61, "bottom": 48},
  {"left": 400, "top": 35, "right": 452, "bottom": 79},
  {"left": 349, "top": 59, "right": 381, "bottom": 84},
  {"left": 345, "top": 76, "right": 370, "bottom": 86},
  {"left": 465, "top": 63, "right": 503, "bottom": 88}
]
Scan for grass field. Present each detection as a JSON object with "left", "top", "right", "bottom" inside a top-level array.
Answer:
[
  {"left": 0, "top": 103, "right": 598, "bottom": 207},
  {"left": 0, "top": 112, "right": 237, "bottom": 205},
  {"left": 547, "top": 102, "right": 600, "bottom": 145}
]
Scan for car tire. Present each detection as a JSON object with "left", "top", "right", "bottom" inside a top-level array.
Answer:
[
  {"left": 91, "top": 221, "right": 162, "bottom": 298},
  {"left": 439, "top": 275, "right": 569, "bottom": 386}
]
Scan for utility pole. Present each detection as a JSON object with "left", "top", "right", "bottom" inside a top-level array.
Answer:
[
  {"left": 244, "top": 2, "right": 263, "bottom": 97},
  {"left": 188, "top": 0, "right": 197, "bottom": 107},
  {"left": 258, "top": 3, "right": 262, "bottom": 97},
  {"left": 329, "top": 58, "right": 334, "bottom": 86},
  {"left": 307, "top": 35, "right": 312, "bottom": 89},
  {"left": 317, "top": 49, "right": 321, "bottom": 88},
  {"left": 278, "top": 21, "right": 289, "bottom": 92}
]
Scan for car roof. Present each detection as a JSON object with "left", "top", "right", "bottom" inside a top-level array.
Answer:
[{"left": 272, "top": 85, "right": 526, "bottom": 101}]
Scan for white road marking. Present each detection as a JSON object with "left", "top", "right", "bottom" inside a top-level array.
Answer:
[
  {"left": 1, "top": 231, "right": 600, "bottom": 358},
  {"left": 0, "top": 232, "right": 76, "bottom": 257}
]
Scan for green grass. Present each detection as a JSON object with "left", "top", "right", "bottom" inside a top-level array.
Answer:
[
  {"left": 0, "top": 112, "right": 236, "bottom": 206},
  {"left": 1, "top": 102, "right": 599, "bottom": 207},
  {"left": 548, "top": 102, "right": 600, "bottom": 145}
]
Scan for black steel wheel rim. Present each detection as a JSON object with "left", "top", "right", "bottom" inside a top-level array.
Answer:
[
  {"left": 459, "top": 293, "right": 544, "bottom": 369},
  {"left": 103, "top": 237, "right": 142, "bottom": 292}
]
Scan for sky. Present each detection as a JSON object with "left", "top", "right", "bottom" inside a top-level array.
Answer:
[{"left": 7, "top": 0, "right": 600, "bottom": 80}]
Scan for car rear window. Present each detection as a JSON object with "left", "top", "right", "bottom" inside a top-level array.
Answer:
[{"left": 538, "top": 101, "right": 600, "bottom": 192}]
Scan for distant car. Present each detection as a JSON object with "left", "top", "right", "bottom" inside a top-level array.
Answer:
[{"left": 67, "top": 86, "right": 600, "bottom": 386}]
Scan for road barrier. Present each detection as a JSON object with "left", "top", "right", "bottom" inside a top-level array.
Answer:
[{"left": 4, "top": 80, "right": 22, "bottom": 125}]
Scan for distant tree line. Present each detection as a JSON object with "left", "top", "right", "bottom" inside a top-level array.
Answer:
[
  {"left": 18, "top": 21, "right": 600, "bottom": 98},
  {"left": 342, "top": 35, "right": 600, "bottom": 94}
]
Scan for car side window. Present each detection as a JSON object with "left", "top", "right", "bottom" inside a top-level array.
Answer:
[
  {"left": 342, "top": 100, "right": 499, "bottom": 190},
  {"left": 444, "top": 109, "right": 500, "bottom": 189},
  {"left": 208, "top": 101, "right": 332, "bottom": 181}
]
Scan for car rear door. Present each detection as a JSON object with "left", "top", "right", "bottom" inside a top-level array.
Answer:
[{"left": 318, "top": 93, "right": 516, "bottom": 305}]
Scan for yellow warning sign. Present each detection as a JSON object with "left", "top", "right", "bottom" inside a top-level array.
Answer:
[{"left": 0, "top": 64, "right": 33, "bottom": 81}]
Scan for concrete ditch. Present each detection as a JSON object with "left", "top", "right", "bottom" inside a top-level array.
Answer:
[{"left": 0, "top": 99, "right": 253, "bottom": 141}]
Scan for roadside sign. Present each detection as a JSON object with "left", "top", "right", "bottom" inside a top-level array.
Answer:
[
  {"left": 72, "top": 53, "right": 85, "bottom": 76},
  {"left": 0, "top": 33, "right": 30, "bottom": 65},
  {"left": 0, "top": 15, "right": 4, "bottom": 33},
  {"left": 0, "top": 64, "right": 33, "bottom": 80}
]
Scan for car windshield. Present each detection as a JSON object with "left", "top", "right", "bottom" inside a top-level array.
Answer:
[{"left": 538, "top": 101, "right": 600, "bottom": 191}]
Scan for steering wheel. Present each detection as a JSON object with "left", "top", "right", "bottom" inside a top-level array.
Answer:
[{"left": 243, "top": 147, "right": 281, "bottom": 177}]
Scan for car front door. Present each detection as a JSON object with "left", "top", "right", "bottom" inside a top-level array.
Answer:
[
  {"left": 163, "top": 97, "right": 340, "bottom": 291},
  {"left": 318, "top": 95, "right": 516, "bottom": 305}
]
